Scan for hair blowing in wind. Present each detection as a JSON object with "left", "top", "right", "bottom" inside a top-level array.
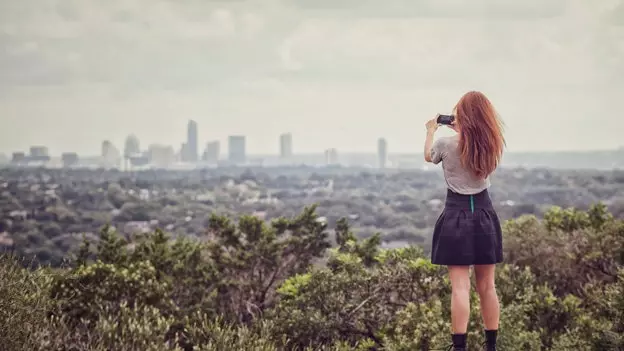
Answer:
[{"left": 455, "top": 91, "right": 506, "bottom": 178}]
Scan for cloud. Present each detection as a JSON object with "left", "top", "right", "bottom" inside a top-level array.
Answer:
[
  {"left": 1, "top": 0, "right": 622, "bottom": 90},
  {"left": 0, "top": 0, "right": 284, "bottom": 89},
  {"left": 278, "top": 40, "right": 303, "bottom": 71},
  {"left": 273, "top": 3, "right": 624, "bottom": 91},
  {"left": 0, "top": 0, "right": 623, "bottom": 153},
  {"left": 287, "top": 0, "right": 570, "bottom": 19}
]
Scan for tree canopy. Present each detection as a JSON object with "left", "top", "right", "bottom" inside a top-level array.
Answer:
[{"left": 1, "top": 203, "right": 622, "bottom": 351}]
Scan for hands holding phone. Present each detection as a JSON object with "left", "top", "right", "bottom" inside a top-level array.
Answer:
[
  {"left": 426, "top": 115, "right": 440, "bottom": 134},
  {"left": 426, "top": 114, "right": 458, "bottom": 133}
]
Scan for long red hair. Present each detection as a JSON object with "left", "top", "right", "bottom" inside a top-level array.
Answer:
[{"left": 454, "top": 91, "right": 505, "bottom": 178}]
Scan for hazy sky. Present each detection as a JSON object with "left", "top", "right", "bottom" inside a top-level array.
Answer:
[{"left": 1, "top": 0, "right": 623, "bottom": 155}]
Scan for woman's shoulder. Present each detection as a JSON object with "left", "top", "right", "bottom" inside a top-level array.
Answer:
[{"left": 436, "top": 134, "right": 460, "bottom": 148}]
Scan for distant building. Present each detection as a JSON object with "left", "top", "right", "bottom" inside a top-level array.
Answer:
[
  {"left": 228, "top": 136, "right": 246, "bottom": 164},
  {"left": 123, "top": 135, "right": 141, "bottom": 170},
  {"left": 61, "top": 152, "right": 79, "bottom": 168},
  {"left": 377, "top": 138, "right": 387, "bottom": 169},
  {"left": 11, "top": 152, "right": 26, "bottom": 164},
  {"left": 179, "top": 143, "right": 187, "bottom": 162},
  {"left": 186, "top": 120, "right": 198, "bottom": 162},
  {"left": 324, "top": 148, "right": 338, "bottom": 165},
  {"left": 147, "top": 144, "right": 175, "bottom": 169},
  {"left": 280, "top": 133, "right": 293, "bottom": 159},
  {"left": 30, "top": 146, "right": 49, "bottom": 157},
  {"left": 202, "top": 141, "right": 220, "bottom": 163},
  {"left": 101, "top": 140, "right": 121, "bottom": 169},
  {"left": 129, "top": 153, "right": 150, "bottom": 168},
  {"left": 123, "top": 135, "right": 141, "bottom": 158},
  {"left": 29, "top": 146, "right": 50, "bottom": 162}
]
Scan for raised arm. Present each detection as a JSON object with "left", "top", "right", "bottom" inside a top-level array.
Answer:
[{"left": 424, "top": 116, "right": 439, "bottom": 163}]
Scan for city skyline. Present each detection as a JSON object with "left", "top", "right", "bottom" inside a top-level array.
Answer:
[
  {"left": 4, "top": 127, "right": 624, "bottom": 160},
  {"left": 3, "top": 130, "right": 622, "bottom": 171},
  {"left": 2, "top": 113, "right": 624, "bottom": 156},
  {"left": 1, "top": 1, "right": 623, "bottom": 155}
]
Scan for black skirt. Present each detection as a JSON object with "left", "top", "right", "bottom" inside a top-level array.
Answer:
[{"left": 431, "top": 189, "right": 503, "bottom": 266}]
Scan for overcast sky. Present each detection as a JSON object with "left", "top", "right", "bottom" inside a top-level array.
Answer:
[{"left": 0, "top": 0, "right": 623, "bottom": 155}]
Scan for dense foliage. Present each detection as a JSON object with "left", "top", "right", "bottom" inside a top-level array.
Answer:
[
  {"left": 2, "top": 167, "right": 624, "bottom": 266},
  {"left": 1, "top": 203, "right": 623, "bottom": 351}
]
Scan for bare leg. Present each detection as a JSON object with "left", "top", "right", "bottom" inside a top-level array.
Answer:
[
  {"left": 474, "top": 264, "right": 500, "bottom": 330},
  {"left": 448, "top": 265, "right": 471, "bottom": 333}
]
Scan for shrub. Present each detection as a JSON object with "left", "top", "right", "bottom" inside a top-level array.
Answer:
[{"left": 0, "top": 204, "right": 622, "bottom": 351}]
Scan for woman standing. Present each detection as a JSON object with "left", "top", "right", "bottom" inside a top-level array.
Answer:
[{"left": 424, "top": 91, "right": 505, "bottom": 351}]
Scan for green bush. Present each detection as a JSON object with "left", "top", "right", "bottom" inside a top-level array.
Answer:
[
  {"left": 0, "top": 204, "right": 623, "bottom": 350},
  {"left": 0, "top": 254, "right": 55, "bottom": 351}
]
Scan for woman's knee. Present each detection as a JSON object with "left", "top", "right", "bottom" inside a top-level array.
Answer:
[
  {"left": 452, "top": 279, "right": 471, "bottom": 294},
  {"left": 449, "top": 266, "right": 471, "bottom": 293},
  {"left": 476, "top": 279, "right": 496, "bottom": 296},
  {"left": 474, "top": 265, "right": 497, "bottom": 295}
]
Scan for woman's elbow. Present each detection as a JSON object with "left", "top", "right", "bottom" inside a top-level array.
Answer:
[{"left": 424, "top": 153, "right": 432, "bottom": 163}]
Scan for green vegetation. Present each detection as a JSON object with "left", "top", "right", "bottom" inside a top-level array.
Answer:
[
  {"left": 1, "top": 203, "right": 622, "bottom": 351},
  {"left": 2, "top": 167, "right": 624, "bottom": 267}
]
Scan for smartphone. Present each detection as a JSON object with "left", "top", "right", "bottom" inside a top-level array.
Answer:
[{"left": 437, "top": 114, "right": 455, "bottom": 125}]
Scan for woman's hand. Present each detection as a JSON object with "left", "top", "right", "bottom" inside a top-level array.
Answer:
[
  {"left": 447, "top": 121, "right": 459, "bottom": 133},
  {"left": 426, "top": 115, "right": 440, "bottom": 134}
]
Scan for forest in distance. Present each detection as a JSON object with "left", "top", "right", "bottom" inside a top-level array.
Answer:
[{"left": 0, "top": 166, "right": 624, "bottom": 266}]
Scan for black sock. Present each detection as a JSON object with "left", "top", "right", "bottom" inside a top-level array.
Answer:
[
  {"left": 452, "top": 334, "right": 467, "bottom": 347},
  {"left": 485, "top": 329, "right": 498, "bottom": 344}
]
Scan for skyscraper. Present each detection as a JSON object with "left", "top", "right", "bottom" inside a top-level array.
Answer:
[
  {"left": 279, "top": 133, "right": 293, "bottom": 159},
  {"left": 324, "top": 148, "right": 338, "bottom": 165},
  {"left": 228, "top": 135, "right": 246, "bottom": 164},
  {"left": 148, "top": 144, "right": 175, "bottom": 169},
  {"left": 203, "top": 141, "right": 220, "bottom": 163},
  {"left": 123, "top": 135, "right": 140, "bottom": 171},
  {"left": 187, "top": 120, "right": 198, "bottom": 162},
  {"left": 123, "top": 135, "right": 140, "bottom": 158},
  {"left": 180, "top": 143, "right": 188, "bottom": 162},
  {"left": 377, "top": 138, "right": 387, "bottom": 169},
  {"left": 102, "top": 140, "right": 121, "bottom": 169}
]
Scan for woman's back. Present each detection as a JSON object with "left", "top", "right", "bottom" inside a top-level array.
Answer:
[
  {"left": 423, "top": 90, "right": 504, "bottom": 350},
  {"left": 431, "top": 134, "right": 491, "bottom": 195}
]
